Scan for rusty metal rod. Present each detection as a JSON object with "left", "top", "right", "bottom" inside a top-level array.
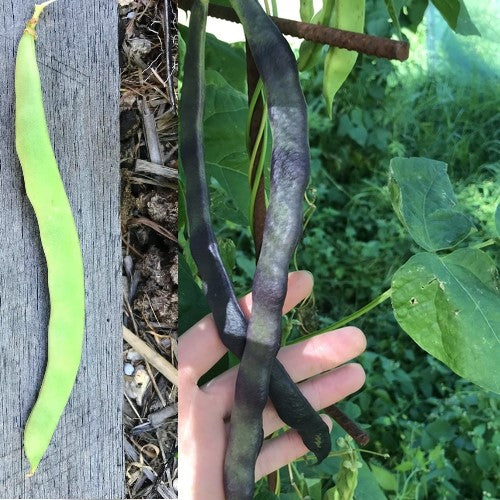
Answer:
[{"left": 178, "top": 0, "right": 409, "bottom": 61}]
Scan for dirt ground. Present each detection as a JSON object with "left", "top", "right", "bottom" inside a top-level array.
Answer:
[{"left": 119, "top": 1, "right": 178, "bottom": 497}]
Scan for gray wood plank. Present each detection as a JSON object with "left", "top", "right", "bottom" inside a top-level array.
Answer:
[{"left": 0, "top": 1, "right": 123, "bottom": 498}]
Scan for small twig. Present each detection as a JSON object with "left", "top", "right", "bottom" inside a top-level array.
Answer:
[
  {"left": 131, "top": 404, "right": 178, "bottom": 435},
  {"left": 141, "top": 99, "right": 164, "bottom": 165},
  {"left": 145, "top": 360, "right": 168, "bottom": 407},
  {"left": 124, "top": 326, "right": 178, "bottom": 386},
  {"left": 178, "top": 0, "right": 409, "bottom": 61},
  {"left": 135, "top": 158, "right": 178, "bottom": 179},
  {"left": 163, "top": 0, "right": 177, "bottom": 113},
  {"left": 128, "top": 216, "right": 178, "bottom": 243}
]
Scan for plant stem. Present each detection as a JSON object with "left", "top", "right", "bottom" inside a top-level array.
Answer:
[
  {"left": 26, "top": 0, "right": 57, "bottom": 35},
  {"left": 292, "top": 288, "right": 393, "bottom": 343},
  {"left": 472, "top": 238, "right": 497, "bottom": 249},
  {"left": 358, "top": 449, "right": 391, "bottom": 458},
  {"left": 271, "top": 0, "right": 278, "bottom": 16}
]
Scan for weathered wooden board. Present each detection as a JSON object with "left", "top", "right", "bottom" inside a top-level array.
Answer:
[{"left": 0, "top": 1, "right": 123, "bottom": 498}]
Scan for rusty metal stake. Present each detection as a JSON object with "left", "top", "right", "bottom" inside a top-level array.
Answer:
[{"left": 178, "top": 0, "right": 409, "bottom": 61}]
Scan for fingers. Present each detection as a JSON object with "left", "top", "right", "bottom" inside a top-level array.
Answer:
[
  {"left": 277, "top": 327, "right": 366, "bottom": 382},
  {"left": 255, "top": 415, "right": 333, "bottom": 481},
  {"left": 239, "top": 270, "right": 314, "bottom": 318},
  {"left": 179, "top": 271, "right": 314, "bottom": 383},
  {"left": 262, "top": 363, "right": 365, "bottom": 436},
  {"left": 202, "top": 327, "right": 366, "bottom": 411}
]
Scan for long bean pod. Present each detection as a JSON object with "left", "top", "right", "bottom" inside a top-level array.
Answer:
[
  {"left": 224, "top": 1, "right": 313, "bottom": 497},
  {"left": 179, "top": 0, "right": 331, "bottom": 471},
  {"left": 323, "top": 0, "right": 366, "bottom": 117},
  {"left": 15, "top": 1, "right": 85, "bottom": 475}
]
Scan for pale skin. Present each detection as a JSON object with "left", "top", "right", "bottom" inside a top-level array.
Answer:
[{"left": 179, "top": 271, "right": 367, "bottom": 499}]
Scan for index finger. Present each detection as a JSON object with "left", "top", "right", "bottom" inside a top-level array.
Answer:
[{"left": 179, "top": 270, "right": 314, "bottom": 384}]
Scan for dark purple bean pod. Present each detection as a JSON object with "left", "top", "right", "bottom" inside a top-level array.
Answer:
[
  {"left": 179, "top": 0, "right": 331, "bottom": 482},
  {"left": 224, "top": 0, "right": 317, "bottom": 497}
]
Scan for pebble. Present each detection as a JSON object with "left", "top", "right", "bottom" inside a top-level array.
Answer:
[{"left": 123, "top": 363, "right": 135, "bottom": 376}]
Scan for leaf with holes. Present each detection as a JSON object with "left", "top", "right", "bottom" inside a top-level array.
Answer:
[
  {"left": 391, "top": 248, "right": 500, "bottom": 393},
  {"left": 389, "top": 157, "right": 474, "bottom": 252}
]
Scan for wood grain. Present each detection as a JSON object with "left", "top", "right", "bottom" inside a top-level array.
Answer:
[{"left": 0, "top": 1, "right": 123, "bottom": 497}]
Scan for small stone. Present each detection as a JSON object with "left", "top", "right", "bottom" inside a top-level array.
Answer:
[
  {"left": 124, "top": 363, "right": 134, "bottom": 376},
  {"left": 126, "top": 349, "right": 143, "bottom": 362}
]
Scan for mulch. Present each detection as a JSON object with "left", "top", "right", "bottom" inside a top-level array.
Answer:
[{"left": 119, "top": 1, "right": 178, "bottom": 498}]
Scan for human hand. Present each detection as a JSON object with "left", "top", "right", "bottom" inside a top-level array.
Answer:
[{"left": 178, "top": 270, "right": 366, "bottom": 499}]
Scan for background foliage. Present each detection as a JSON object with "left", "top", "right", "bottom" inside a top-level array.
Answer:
[{"left": 179, "top": 0, "right": 500, "bottom": 497}]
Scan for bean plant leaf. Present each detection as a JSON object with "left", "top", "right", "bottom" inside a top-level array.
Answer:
[
  {"left": 179, "top": 253, "right": 210, "bottom": 334},
  {"left": 355, "top": 457, "right": 387, "bottom": 500},
  {"left": 391, "top": 248, "right": 500, "bottom": 393},
  {"left": 369, "top": 463, "right": 397, "bottom": 492},
  {"left": 389, "top": 157, "right": 474, "bottom": 252},
  {"left": 402, "top": 0, "right": 429, "bottom": 32},
  {"left": 430, "top": 0, "right": 480, "bottom": 36},
  {"left": 204, "top": 31, "right": 247, "bottom": 93},
  {"left": 179, "top": 27, "right": 249, "bottom": 226},
  {"left": 217, "top": 237, "right": 236, "bottom": 274},
  {"left": 495, "top": 204, "right": 500, "bottom": 237},
  {"left": 210, "top": 0, "right": 232, "bottom": 7},
  {"left": 383, "top": 0, "right": 403, "bottom": 39},
  {"left": 204, "top": 69, "right": 250, "bottom": 225}
]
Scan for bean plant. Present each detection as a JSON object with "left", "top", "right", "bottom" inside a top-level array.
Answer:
[{"left": 179, "top": 0, "right": 499, "bottom": 498}]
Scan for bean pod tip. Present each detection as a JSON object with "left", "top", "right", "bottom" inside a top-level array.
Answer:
[{"left": 25, "top": 0, "right": 57, "bottom": 36}]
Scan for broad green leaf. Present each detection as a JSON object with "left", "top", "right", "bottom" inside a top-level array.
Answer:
[
  {"left": 495, "top": 204, "right": 500, "bottom": 237},
  {"left": 178, "top": 253, "right": 210, "bottom": 334},
  {"left": 355, "top": 458, "right": 387, "bottom": 500},
  {"left": 404, "top": 0, "right": 429, "bottom": 32},
  {"left": 178, "top": 28, "right": 249, "bottom": 226},
  {"left": 204, "top": 69, "right": 250, "bottom": 225},
  {"left": 389, "top": 157, "right": 474, "bottom": 252},
  {"left": 217, "top": 237, "right": 236, "bottom": 274},
  {"left": 210, "top": 0, "right": 231, "bottom": 7},
  {"left": 205, "top": 31, "right": 247, "bottom": 93},
  {"left": 304, "top": 477, "right": 322, "bottom": 500},
  {"left": 384, "top": 0, "right": 403, "bottom": 39},
  {"left": 391, "top": 248, "right": 500, "bottom": 393},
  {"left": 430, "top": 0, "right": 480, "bottom": 36},
  {"left": 179, "top": 24, "right": 247, "bottom": 93},
  {"left": 369, "top": 464, "right": 397, "bottom": 492},
  {"left": 426, "top": 419, "right": 456, "bottom": 441}
]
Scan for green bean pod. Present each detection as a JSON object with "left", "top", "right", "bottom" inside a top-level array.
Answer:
[
  {"left": 299, "top": 0, "right": 314, "bottom": 22},
  {"left": 323, "top": 0, "right": 365, "bottom": 117},
  {"left": 297, "top": 0, "right": 335, "bottom": 72},
  {"left": 15, "top": 1, "right": 85, "bottom": 475}
]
